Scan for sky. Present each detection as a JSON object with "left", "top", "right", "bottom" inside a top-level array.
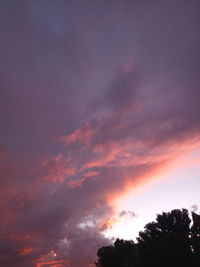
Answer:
[{"left": 0, "top": 1, "right": 200, "bottom": 266}]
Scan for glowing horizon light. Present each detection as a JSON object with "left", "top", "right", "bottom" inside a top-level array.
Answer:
[{"left": 104, "top": 146, "right": 200, "bottom": 241}]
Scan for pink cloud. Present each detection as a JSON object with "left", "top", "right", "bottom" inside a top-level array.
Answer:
[{"left": 60, "top": 124, "right": 95, "bottom": 146}]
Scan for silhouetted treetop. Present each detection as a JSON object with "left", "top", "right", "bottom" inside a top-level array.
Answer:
[{"left": 96, "top": 208, "right": 200, "bottom": 267}]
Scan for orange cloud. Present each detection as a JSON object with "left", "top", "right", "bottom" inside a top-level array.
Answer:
[
  {"left": 60, "top": 123, "right": 94, "bottom": 145},
  {"left": 68, "top": 177, "right": 86, "bottom": 188},
  {"left": 67, "top": 171, "right": 100, "bottom": 188},
  {"left": 36, "top": 261, "right": 65, "bottom": 267},
  {"left": 0, "top": 234, "right": 31, "bottom": 241},
  {"left": 18, "top": 247, "right": 33, "bottom": 255},
  {"left": 42, "top": 155, "right": 76, "bottom": 183},
  {"left": 100, "top": 217, "right": 118, "bottom": 231}
]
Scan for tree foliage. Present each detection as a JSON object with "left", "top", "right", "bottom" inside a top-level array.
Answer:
[{"left": 95, "top": 209, "right": 200, "bottom": 267}]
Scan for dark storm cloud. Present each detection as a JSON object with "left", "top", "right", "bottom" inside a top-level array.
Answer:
[{"left": 0, "top": 0, "right": 200, "bottom": 266}]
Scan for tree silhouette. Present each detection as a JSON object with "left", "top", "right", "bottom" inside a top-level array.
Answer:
[
  {"left": 95, "top": 239, "right": 140, "bottom": 267},
  {"left": 191, "top": 211, "right": 200, "bottom": 264},
  {"left": 137, "top": 209, "right": 192, "bottom": 267},
  {"left": 95, "top": 208, "right": 200, "bottom": 267}
]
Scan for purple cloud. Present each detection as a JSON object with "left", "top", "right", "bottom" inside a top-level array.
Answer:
[{"left": 0, "top": 1, "right": 200, "bottom": 266}]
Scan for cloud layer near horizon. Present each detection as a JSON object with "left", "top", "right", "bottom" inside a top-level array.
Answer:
[{"left": 0, "top": 1, "right": 200, "bottom": 266}]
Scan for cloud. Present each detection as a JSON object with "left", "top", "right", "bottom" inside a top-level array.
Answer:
[
  {"left": 60, "top": 124, "right": 95, "bottom": 146},
  {"left": 191, "top": 205, "right": 198, "bottom": 213},
  {"left": 119, "top": 211, "right": 136, "bottom": 218},
  {"left": 0, "top": 0, "right": 200, "bottom": 266}
]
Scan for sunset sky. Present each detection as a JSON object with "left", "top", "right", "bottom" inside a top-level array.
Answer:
[{"left": 0, "top": 1, "right": 200, "bottom": 266}]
